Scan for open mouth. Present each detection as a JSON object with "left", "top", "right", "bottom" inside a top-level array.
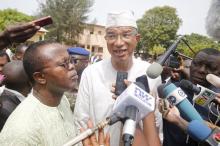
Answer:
[{"left": 114, "top": 49, "right": 126, "bottom": 57}]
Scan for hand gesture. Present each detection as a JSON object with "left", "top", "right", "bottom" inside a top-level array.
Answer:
[{"left": 0, "top": 23, "right": 40, "bottom": 49}]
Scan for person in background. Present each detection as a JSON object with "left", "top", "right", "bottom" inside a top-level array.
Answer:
[
  {"left": 66, "top": 47, "right": 90, "bottom": 111},
  {"left": 74, "top": 10, "right": 161, "bottom": 146},
  {"left": 0, "top": 60, "right": 31, "bottom": 131},
  {"left": 162, "top": 48, "right": 220, "bottom": 146},
  {"left": 0, "top": 50, "right": 10, "bottom": 74},
  {"left": 0, "top": 50, "right": 10, "bottom": 87},
  {"left": 91, "top": 52, "right": 103, "bottom": 63},
  {"left": 68, "top": 47, "right": 90, "bottom": 83},
  {"left": 12, "top": 44, "right": 28, "bottom": 60}
]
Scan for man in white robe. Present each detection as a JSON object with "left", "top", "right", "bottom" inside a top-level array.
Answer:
[{"left": 74, "top": 11, "right": 162, "bottom": 146}]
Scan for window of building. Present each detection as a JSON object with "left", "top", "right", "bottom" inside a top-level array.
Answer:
[
  {"left": 91, "top": 46, "right": 95, "bottom": 52},
  {"left": 98, "top": 47, "right": 103, "bottom": 53}
]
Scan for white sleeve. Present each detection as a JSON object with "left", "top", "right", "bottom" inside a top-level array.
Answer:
[{"left": 73, "top": 68, "right": 90, "bottom": 130}]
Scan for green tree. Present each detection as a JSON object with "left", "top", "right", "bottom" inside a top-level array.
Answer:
[
  {"left": 0, "top": 9, "right": 33, "bottom": 31},
  {"left": 177, "top": 33, "right": 220, "bottom": 57},
  {"left": 137, "top": 6, "right": 182, "bottom": 55},
  {"left": 149, "top": 44, "right": 166, "bottom": 57},
  {"left": 38, "top": 0, "right": 93, "bottom": 44}
]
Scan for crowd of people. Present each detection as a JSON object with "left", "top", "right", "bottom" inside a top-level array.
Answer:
[{"left": 0, "top": 1, "right": 220, "bottom": 146}]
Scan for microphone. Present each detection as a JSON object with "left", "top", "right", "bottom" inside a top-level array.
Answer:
[
  {"left": 187, "top": 120, "right": 220, "bottom": 146},
  {"left": 111, "top": 82, "right": 155, "bottom": 145},
  {"left": 206, "top": 74, "right": 220, "bottom": 88},
  {"left": 180, "top": 79, "right": 217, "bottom": 109},
  {"left": 146, "top": 36, "right": 184, "bottom": 79},
  {"left": 162, "top": 83, "right": 203, "bottom": 121},
  {"left": 187, "top": 120, "right": 212, "bottom": 142},
  {"left": 112, "top": 82, "right": 155, "bottom": 122},
  {"left": 62, "top": 114, "right": 122, "bottom": 146}
]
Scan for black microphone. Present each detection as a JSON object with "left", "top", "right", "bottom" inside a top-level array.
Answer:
[
  {"left": 180, "top": 79, "right": 201, "bottom": 95},
  {"left": 146, "top": 36, "right": 184, "bottom": 79},
  {"left": 180, "top": 79, "right": 218, "bottom": 109}
]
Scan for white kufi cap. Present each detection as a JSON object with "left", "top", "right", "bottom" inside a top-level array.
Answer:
[{"left": 106, "top": 10, "right": 137, "bottom": 29}]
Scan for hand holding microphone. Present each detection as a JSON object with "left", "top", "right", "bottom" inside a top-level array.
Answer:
[
  {"left": 80, "top": 120, "right": 110, "bottom": 146},
  {"left": 111, "top": 75, "right": 156, "bottom": 146},
  {"left": 63, "top": 114, "right": 121, "bottom": 146},
  {"left": 158, "top": 86, "right": 220, "bottom": 146},
  {"left": 158, "top": 99, "right": 180, "bottom": 122},
  {"left": 158, "top": 83, "right": 203, "bottom": 122}
]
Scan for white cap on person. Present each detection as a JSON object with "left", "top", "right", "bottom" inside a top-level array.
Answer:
[{"left": 106, "top": 10, "right": 137, "bottom": 29}]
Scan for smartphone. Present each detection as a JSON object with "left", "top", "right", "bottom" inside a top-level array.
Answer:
[
  {"left": 32, "top": 16, "right": 53, "bottom": 27},
  {"left": 115, "top": 72, "right": 128, "bottom": 96},
  {"left": 167, "top": 54, "right": 180, "bottom": 69}
]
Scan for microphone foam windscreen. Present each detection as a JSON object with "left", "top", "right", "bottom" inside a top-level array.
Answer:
[
  {"left": 206, "top": 74, "right": 220, "bottom": 88},
  {"left": 180, "top": 79, "right": 193, "bottom": 90},
  {"left": 187, "top": 120, "right": 212, "bottom": 142},
  {"left": 146, "top": 62, "right": 163, "bottom": 79},
  {"left": 157, "top": 84, "right": 166, "bottom": 99}
]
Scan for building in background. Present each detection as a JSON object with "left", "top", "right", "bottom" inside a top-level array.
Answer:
[
  {"left": 28, "top": 27, "right": 48, "bottom": 42},
  {"left": 77, "top": 23, "right": 110, "bottom": 59}
]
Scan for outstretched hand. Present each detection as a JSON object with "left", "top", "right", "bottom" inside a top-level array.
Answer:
[{"left": 0, "top": 22, "right": 40, "bottom": 49}]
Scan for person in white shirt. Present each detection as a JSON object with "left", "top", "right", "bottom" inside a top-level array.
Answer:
[
  {"left": 0, "top": 60, "right": 31, "bottom": 130},
  {"left": 0, "top": 41, "right": 78, "bottom": 146},
  {"left": 74, "top": 10, "right": 161, "bottom": 146}
]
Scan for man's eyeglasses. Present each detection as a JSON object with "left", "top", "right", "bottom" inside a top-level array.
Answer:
[
  {"left": 57, "top": 56, "right": 76, "bottom": 70},
  {"left": 105, "top": 30, "right": 137, "bottom": 42}
]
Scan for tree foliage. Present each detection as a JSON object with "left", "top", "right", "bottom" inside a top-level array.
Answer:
[
  {"left": 177, "top": 33, "right": 220, "bottom": 57},
  {"left": 0, "top": 9, "right": 33, "bottom": 31},
  {"left": 137, "top": 6, "right": 182, "bottom": 55},
  {"left": 149, "top": 44, "right": 166, "bottom": 57},
  {"left": 37, "top": 0, "right": 93, "bottom": 44}
]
